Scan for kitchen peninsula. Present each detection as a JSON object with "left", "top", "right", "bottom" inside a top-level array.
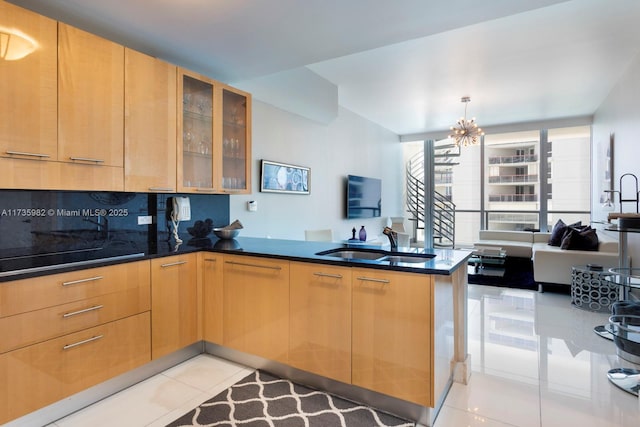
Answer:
[{"left": 1, "top": 236, "right": 471, "bottom": 426}]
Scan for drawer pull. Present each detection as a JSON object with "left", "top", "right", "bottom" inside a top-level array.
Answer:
[
  {"left": 148, "top": 187, "right": 173, "bottom": 192},
  {"left": 63, "top": 335, "right": 103, "bottom": 350},
  {"left": 63, "top": 305, "right": 104, "bottom": 318},
  {"left": 204, "top": 258, "right": 217, "bottom": 262},
  {"left": 161, "top": 260, "right": 187, "bottom": 268},
  {"left": 69, "top": 156, "right": 105, "bottom": 163},
  {"left": 225, "top": 260, "right": 282, "bottom": 271},
  {"left": 62, "top": 276, "right": 104, "bottom": 286},
  {"left": 313, "top": 272, "right": 343, "bottom": 279},
  {"left": 356, "top": 276, "right": 390, "bottom": 284},
  {"left": 5, "top": 150, "right": 50, "bottom": 158}
]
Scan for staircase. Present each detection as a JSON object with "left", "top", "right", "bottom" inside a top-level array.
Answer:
[{"left": 406, "top": 141, "right": 458, "bottom": 248}]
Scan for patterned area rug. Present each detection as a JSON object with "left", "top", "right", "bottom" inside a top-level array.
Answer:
[{"left": 166, "top": 370, "right": 414, "bottom": 427}]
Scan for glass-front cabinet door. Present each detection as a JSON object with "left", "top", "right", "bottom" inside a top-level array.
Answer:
[
  {"left": 217, "top": 86, "right": 251, "bottom": 193},
  {"left": 177, "top": 69, "right": 215, "bottom": 192}
]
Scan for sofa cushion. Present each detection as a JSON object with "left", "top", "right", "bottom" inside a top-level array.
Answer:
[
  {"left": 478, "top": 230, "right": 534, "bottom": 243},
  {"left": 548, "top": 219, "right": 582, "bottom": 246},
  {"left": 560, "top": 226, "right": 599, "bottom": 251}
]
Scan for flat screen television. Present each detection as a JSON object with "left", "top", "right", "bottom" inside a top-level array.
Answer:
[{"left": 347, "top": 175, "right": 381, "bottom": 219}]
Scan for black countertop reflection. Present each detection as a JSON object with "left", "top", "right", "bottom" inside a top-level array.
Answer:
[{"left": 0, "top": 233, "right": 472, "bottom": 282}]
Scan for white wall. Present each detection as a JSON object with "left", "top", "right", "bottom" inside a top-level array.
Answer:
[
  {"left": 229, "top": 101, "right": 403, "bottom": 242},
  {"left": 592, "top": 53, "right": 640, "bottom": 264}
]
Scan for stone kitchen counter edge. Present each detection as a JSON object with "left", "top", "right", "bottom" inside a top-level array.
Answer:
[{"left": 0, "top": 236, "right": 472, "bottom": 282}]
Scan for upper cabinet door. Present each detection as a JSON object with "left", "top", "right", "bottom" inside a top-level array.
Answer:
[
  {"left": 0, "top": 2, "right": 57, "bottom": 161},
  {"left": 124, "top": 49, "right": 177, "bottom": 192},
  {"left": 58, "top": 23, "right": 124, "bottom": 167},
  {"left": 217, "top": 86, "right": 251, "bottom": 193},
  {"left": 177, "top": 69, "right": 215, "bottom": 192}
]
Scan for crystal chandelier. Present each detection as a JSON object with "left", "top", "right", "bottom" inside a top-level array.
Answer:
[{"left": 449, "top": 96, "right": 484, "bottom": 147}]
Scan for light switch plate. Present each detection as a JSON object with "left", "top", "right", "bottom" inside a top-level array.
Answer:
[{"left": 137, "top": 215, "right": 153, "bottom": 225}]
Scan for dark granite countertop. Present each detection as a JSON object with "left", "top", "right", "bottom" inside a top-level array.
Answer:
[{"left": 0, "top": 233, "right": 472, "bottom": 282}]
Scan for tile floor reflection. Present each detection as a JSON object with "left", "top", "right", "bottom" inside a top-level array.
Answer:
[{"left": 43, "top": 284, "right": 639, "bottom": 427}]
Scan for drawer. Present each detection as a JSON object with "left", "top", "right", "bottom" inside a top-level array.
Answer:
[
  {"left": 0, "top": 283, "right": 150, "bottom": 354},
  {"left": 0, "top": 311, "right": 150, "bottom": 424},
  {"left": 0, "top": 260, "right": 150, "bottom": 317}
]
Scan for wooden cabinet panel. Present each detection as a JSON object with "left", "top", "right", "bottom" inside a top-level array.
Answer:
[
  {"left": 351, "top": 268, "right": 434, "bottom": 407},
  {"left": 0, "top": 157, "right": 123, "bottom": 191},
  {"left": 0, "top": 2, "right": 57, "bottom": 161},
  {"left": 202, "top": 252, "right": 223, "bottom": 344},
  {"left": 223, "top": 255, "right": 289, "bottom": 363},
  {"left": 0, "top": 284, "right": 150, "bottom": 354},
  {"left": 177, "top": 69, "right": 215, "bottom": 192},
  {"left": 289, "top": 262, "right": 351, "bottom": 383},
  {"left": 0, "top": 312, "right": 150, "bottom": 425},
  {"left": 0, "top": 260, "right": 150, "bottom": 318},
  {"left": 124, "top": 48, "right": 177, "bottom": 192},
  {"left": 216, "top": 85, "right": 252, "bottom": 193},
  {"left": 58, "top": 23, "right": 124, "bottom": 168},
  {"left": 151, "top": 254, "right": 199, "bottom": 359}
]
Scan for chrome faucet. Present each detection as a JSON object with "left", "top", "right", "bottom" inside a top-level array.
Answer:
[{"left": 383, "top": 226, "right": 398, "bottom": 251}]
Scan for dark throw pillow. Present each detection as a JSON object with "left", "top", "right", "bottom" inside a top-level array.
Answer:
[
  {"left": 548, "top": 219, "right": 582, "bottom": 246},
  {"left": 560, "top": 226, "right": 599, "bottom": 251}
]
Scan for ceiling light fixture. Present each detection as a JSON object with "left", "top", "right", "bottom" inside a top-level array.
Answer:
[{"left": 449, "top": 96, "right": 484, "bottom": 147}]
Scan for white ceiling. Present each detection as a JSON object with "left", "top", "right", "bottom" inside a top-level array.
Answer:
[{"left": 9, "top": 0, "right": 640, "bottom": 136}]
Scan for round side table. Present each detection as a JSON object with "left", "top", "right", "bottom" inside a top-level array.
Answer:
[{"left": 570, "top": 265, "right": 617, "bottom": 312}]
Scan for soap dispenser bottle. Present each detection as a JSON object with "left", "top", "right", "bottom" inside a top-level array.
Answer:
[{"left": 359, "top": 226, "right": 367, "bottom": 241}]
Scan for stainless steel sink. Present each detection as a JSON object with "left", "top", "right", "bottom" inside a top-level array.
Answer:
[
  {"left": 316, "top": 249, "right": 387, "bottom": 260},
  {"left": 378, "top": 254, "right": 435, "bottom": 263},
  {"left": 315, "top": 248, "right": 435, "bottom": 263}
]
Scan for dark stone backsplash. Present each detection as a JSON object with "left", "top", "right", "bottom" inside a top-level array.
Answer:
[{"left": 0, "top": 190, "right": 229, "bottom": 259}]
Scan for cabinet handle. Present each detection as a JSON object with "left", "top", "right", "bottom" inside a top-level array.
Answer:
[
  {"left": 5, "top": 150, "right": 50, "bottom": 158},
  {"left": 195, "top": 188, "right": 216, "bottom": 192},
  {"left": 204, "top": 258, "right": 217, "bottom": 262},
  {"left": 63, "top": 335, "right": 103, "bottom": 350},
  {"left": 313, "top": 272, "right": 343, "bottom": 279},
  {"left": 356, "top": 276, "right": 390, "bottom": 284},
  {"left": 161, "top": 260, "right": 187, "bottom": 268},
  {"left": 225, "top": 260, "right": 282, "bottom": 270},
  {"left": 69, "top": 156, "right": 105, "bottom": 163},
  {"left": 148, "top": 187, "right": 174, "bottom": 192},
  {"left": 63, "top": 305, "right": 104, "bottom": 318},
  {"left": 62, "top": 276, "right": 104, "bottom": 286}
]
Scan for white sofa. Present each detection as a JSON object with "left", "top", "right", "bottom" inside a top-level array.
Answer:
[{"left": 474, "top": 230, "right": 619, "bottom": 288}]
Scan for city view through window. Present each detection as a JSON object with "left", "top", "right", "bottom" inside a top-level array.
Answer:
[{"left": 403, "top": 126, "right": 591, "bottom": 248}]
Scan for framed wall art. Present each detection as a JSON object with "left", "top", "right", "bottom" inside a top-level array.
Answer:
[{"left": 260, "top": 160, "right": 310, "bottom": 194}]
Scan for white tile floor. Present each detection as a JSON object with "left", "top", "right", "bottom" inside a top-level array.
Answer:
[{"left": 45, "top": 284, "right": 640, "bottom": 427}]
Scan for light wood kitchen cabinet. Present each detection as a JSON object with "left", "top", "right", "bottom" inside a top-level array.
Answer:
[
  {"left": 124, "top": 48, "right": 177, "bottom": 193},
  {"left": 217, "top": 85, "right": 251, "bottom": 193},
  {"left": 0, "top": 312, "right": 150, "bottom": 425},
  {"left": 177, "top": 68, "right": 216, "bottom": 192},
  {"left": 177, "top": 69, "right": 253, "bottom": 194},
  {"left": 289, "top": 262, "right": 352, "bottom": 383},
  {"left": 351, "top": 268, "right": 434, "bottom": 407},
  {"left": 58, "top": 23, "right": 124, "bottom": 168},
  {"left": 151, "top": 253, "right": 200, "bottom": 359},
  {"left": 202, "top": 252, "right": 224, "bottom": 344},
  {"left": 0, "top": 1, "right": 58, "bottom": 161},
  {"left": 0, "top": 260, "right": 150, "bottom": 319},
  {"left": 0, "top": 260, "right": 151, "bottom": 425},
  {"left": 222, "top": 254, "right": 289, "bottom": 362}
]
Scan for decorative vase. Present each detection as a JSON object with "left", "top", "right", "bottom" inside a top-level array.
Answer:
[{"left": 359, "top": 226, "right": 367, "bottom": 241}]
